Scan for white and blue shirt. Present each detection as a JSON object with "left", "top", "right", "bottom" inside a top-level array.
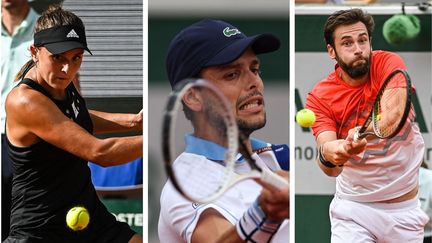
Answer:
[{"left": 158, "top": 134, "right": 289, "bottom": 243}]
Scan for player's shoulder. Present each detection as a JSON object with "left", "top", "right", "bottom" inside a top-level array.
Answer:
[
  {"left": 251, "top": 138, "right": 288, "bottom": 154},
  {"left": 370, "top": 50, "right": 407, "bottom": 82},
  {"left": 158, "top": 187, "right": 188, "bottom": 243},
  {"left": 308, "top": 70, "right": 339, "bottom": 100},
  {"left": 160, "top": 179, "right": 196, "bottom": 215},
  {"left": 372, "top": 50, "right": 403, "bottom": 63},
  {"left": 372, "top": 50, "right": 398, "bottom": 56},
  {"left": 6, "top": 82, "right": 51, "bottom": 115},
  {"left": 251, "top": 138, "right": 289, "bottom": 171}
]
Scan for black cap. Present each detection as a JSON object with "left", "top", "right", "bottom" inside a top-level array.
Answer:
[{"left": 34, "top": 24, "right": 92, "bottom": 55}]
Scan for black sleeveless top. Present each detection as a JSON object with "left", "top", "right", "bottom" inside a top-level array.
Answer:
[{"left": 6, "top": 79, "right": 128, "bottom": 242}]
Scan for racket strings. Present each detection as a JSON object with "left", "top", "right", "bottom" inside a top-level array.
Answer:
[
  {"left": 373, "top": 73, "right": 410, "bottom": 138},
  {"left": 174, "top": 156, "right": 232, "bottom": 200},
  {"left": 167, "top": 79, "right": 239, "bottom": 203}
]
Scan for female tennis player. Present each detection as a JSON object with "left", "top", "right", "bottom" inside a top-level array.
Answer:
[{"left": 3, "top": 5, "right": 142, "bottom": 243}]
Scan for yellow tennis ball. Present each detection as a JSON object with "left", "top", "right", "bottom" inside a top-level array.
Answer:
[
  {"left": 296, "top": 108, "right": 316, "bottom": 128},
  {"left": 66, "top": 206, "right": 90, "bottom": 231}
]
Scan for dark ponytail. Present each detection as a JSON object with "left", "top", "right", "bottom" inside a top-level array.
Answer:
[{"left": 14, "top": 60, "right": 35, "bottom": 81}]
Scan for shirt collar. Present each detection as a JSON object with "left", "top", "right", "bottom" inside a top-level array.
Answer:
[
  {"left": 184, "top": 134, "right": 270, "bottom": 161},
  {"left": 185, "top": 134, "right": 227, "bottom": 161}
]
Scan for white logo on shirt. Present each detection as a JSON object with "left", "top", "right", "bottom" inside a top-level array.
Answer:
[
  {"left": 71, "top": 101, "right": 79, "bottom": 118},
  {"left": 67, "top": 29, "right": 79, "bottom": 38}
]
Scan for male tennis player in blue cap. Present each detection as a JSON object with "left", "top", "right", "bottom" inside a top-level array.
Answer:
[{"left": 158, "top": 19, "right": 289, "bottom": 243}]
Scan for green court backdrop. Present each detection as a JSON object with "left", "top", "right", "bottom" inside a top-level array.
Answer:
[{"left": 102, "top": 199, "right": 143, "bottom": 235}]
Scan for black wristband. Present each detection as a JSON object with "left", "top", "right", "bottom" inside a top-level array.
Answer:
[{"left": 318, "top": 145, "right": 341, "bottom": 168}]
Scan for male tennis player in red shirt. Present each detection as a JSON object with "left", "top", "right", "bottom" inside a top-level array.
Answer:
[{"left": 306, "top": 8, "right": 429, "bottom": 243}]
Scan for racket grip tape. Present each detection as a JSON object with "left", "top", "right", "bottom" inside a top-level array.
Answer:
[
  {"left": 353, "top": 126, "right": 367, "bottom": 141},
  {"left": 354, "top": 130, "right": 368, "bottom": 140},
  {"left": 236, "top": 198, "right": 282, "bottom": 242},
  {"left": 353, "top": 130, "right": 360, "bottom": 141},
  {"left": 260, "top": 169, "right": 289, "bottom": 189}
]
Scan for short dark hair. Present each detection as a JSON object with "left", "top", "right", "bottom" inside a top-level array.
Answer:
[{"left": 324, "top": 8, "right": 375, "bottom": 47}]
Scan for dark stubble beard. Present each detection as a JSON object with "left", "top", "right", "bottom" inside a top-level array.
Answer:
[
  {"left": 237, "top": 114, "right": 266, "bottom": 137},
  {"left": 204, "top": 98, "right": 230, "bottom": 140},
  {"left": 335, "top": 51, "right": 371, "bottom": 79},
  {"left": 236, "top": 91, "right": 266, "bottom": 136},
  {"left": 204, "top": 96, "right": 267, "bottom": 139}
]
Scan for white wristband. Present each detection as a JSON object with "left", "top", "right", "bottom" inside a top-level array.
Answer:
[{"left": 235, "top": 198, "right": 281, "bottom": 243}]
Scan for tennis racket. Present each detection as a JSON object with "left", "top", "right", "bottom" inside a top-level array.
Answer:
[
  {"left": 162, "top": 78, "right": 289, "bottom": 203},
  {"left": 354, "top": 69, "right": 413, "bottom": 141}
]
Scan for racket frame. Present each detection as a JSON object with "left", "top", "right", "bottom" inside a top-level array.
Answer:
[
  {"left": 354, "top": 69, "right": 412, "bottom": 140},
  {"left": 162, "top": 79, "right": 238, "bottom": 203},
  {"left": 162, "top": 78, "right": 288, "bottom": 203}
]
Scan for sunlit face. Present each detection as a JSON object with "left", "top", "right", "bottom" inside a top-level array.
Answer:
[
  {"left": 200, "top": 48, "right": 266, "bottom": 135},
  {"left": 328, "top": 22, "right": 372, "bottom": 79},
  {"left": 33, "top": 47, "right": 84, "bottom": 90}
]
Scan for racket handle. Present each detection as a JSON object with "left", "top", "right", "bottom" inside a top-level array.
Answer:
[
  {"left": 260, "top": 169, "right": 289, "bottom": 189},
  {"left": 353, "top": 130, "right": 360, "bottom": 141},
  {"left": 353, "top": 126, "right": 367, "bottom": 141}
]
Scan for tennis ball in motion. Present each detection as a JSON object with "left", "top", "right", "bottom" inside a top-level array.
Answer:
[
  {"left": 66, "top": 206, "right": 90, "bottom": 231},
  {"left": 296, "top": 109, "right": 316, "bottom": 128}
]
